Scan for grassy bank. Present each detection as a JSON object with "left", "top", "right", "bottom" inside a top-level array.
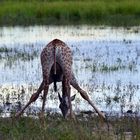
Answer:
[
  {"left": 0, "top": 113, "right": 140, "bottom": 140},
  {"left": 0, "top": 0, "right": 140, "bottom": 26}
]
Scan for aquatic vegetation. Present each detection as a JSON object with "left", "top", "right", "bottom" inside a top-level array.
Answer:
[
  {"left": 0, "top": 45, "right": 39, "bottom": 62},
  {"left": 0, "top": 47, "right": 12, "bottom": 53}
]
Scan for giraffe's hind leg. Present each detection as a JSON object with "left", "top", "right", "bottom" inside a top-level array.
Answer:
[{"left": 70, "top": 73, "right": 105, "bottom": 120}]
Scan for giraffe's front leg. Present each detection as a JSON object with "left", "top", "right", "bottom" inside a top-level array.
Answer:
[
  {"left": 70, "top": 73, "right": 106, "bottom": 120},
  {"left": 15, "top": 81, "right": 44, "bottom": 118}
]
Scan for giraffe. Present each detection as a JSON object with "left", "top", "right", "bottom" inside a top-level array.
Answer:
[{"left": 15, "top": 39, "right": 105, "bottom": 120}]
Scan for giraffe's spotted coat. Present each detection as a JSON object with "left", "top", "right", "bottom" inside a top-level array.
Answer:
[{"left": 41, "top": 39, "right": 73, "bottom": 85}]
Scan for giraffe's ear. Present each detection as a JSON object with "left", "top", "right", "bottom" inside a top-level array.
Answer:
[
  {"left": 58, "top": 92, "right": 62, "bottom": 102},
  {"left": 71, "top": 94, "right": 76, "bottom": 101}
]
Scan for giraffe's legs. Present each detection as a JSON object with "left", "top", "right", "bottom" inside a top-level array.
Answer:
[
  {"left": 70, "top": 73, "right": 105, "bottom": 120},
  {"left": 15, "top": 81, "right": 44, "bottom": 118}
]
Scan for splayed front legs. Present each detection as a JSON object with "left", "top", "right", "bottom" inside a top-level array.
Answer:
[
  {"left": 15, "top": 81, "right": 44, "bottom": 118},
  {"left": 80, "top": 89, "right": 105, "bottom": 119},
  {"left": 70, "top": 74, "right": 105, "bottom": 120}
]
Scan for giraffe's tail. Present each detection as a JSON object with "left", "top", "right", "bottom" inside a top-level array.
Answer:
[
  {"left": 53, "top": 44, "right": 57, "bottom": 92},
  {"left": 54, "top": 79, "right": 57, "bottom": 92}
]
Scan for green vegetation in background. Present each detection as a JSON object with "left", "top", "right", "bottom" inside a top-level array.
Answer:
[{"left": 0, "top": 0, "right": 140, "bottom": 26}]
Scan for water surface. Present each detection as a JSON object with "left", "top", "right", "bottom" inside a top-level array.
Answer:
[{"left": 0, "top": 25, "right": 140, "bottom": 116}]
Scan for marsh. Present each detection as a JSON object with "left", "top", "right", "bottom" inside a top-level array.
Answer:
[{"left": 0, "top": 25, "right": 140, "bottom": 117}]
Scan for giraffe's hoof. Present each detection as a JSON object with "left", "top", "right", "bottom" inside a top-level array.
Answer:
[
  {"left": 15, "top": 111, "right": 22, "bottom": 118},
  {"left": 39, "top": 112, "right": 46, "bottom": 125},
  {"left": 100, "top": 112, "right": 106, "bottom": 121},
  {"left": 69, "top": 113, "right": 76, "bottom": 121},
  {"left": 39, "top": 112, "right": 45, "bottom": 120}
]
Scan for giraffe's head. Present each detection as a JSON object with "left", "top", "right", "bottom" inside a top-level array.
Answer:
[{"left": 58, "top": 93, "right": 76, "bottom": 118}]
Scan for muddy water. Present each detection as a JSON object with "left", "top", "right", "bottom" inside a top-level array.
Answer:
[{"left": 0, "top": 26, "right": 140, "bottom": 116}]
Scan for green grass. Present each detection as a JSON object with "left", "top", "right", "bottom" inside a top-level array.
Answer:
[
  {"left": 0, "top": 0, "right": 140, "bottom": 26},
  {"left": 0, "top": 115, "right": 102, "bottom": 140},
  {"left": 0, "top": 114, "right": 140, "bottom": 140}
]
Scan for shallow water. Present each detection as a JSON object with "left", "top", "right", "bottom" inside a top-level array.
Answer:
[{"left": 0, "top": 25, "right": 140, "bottom": 116}]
